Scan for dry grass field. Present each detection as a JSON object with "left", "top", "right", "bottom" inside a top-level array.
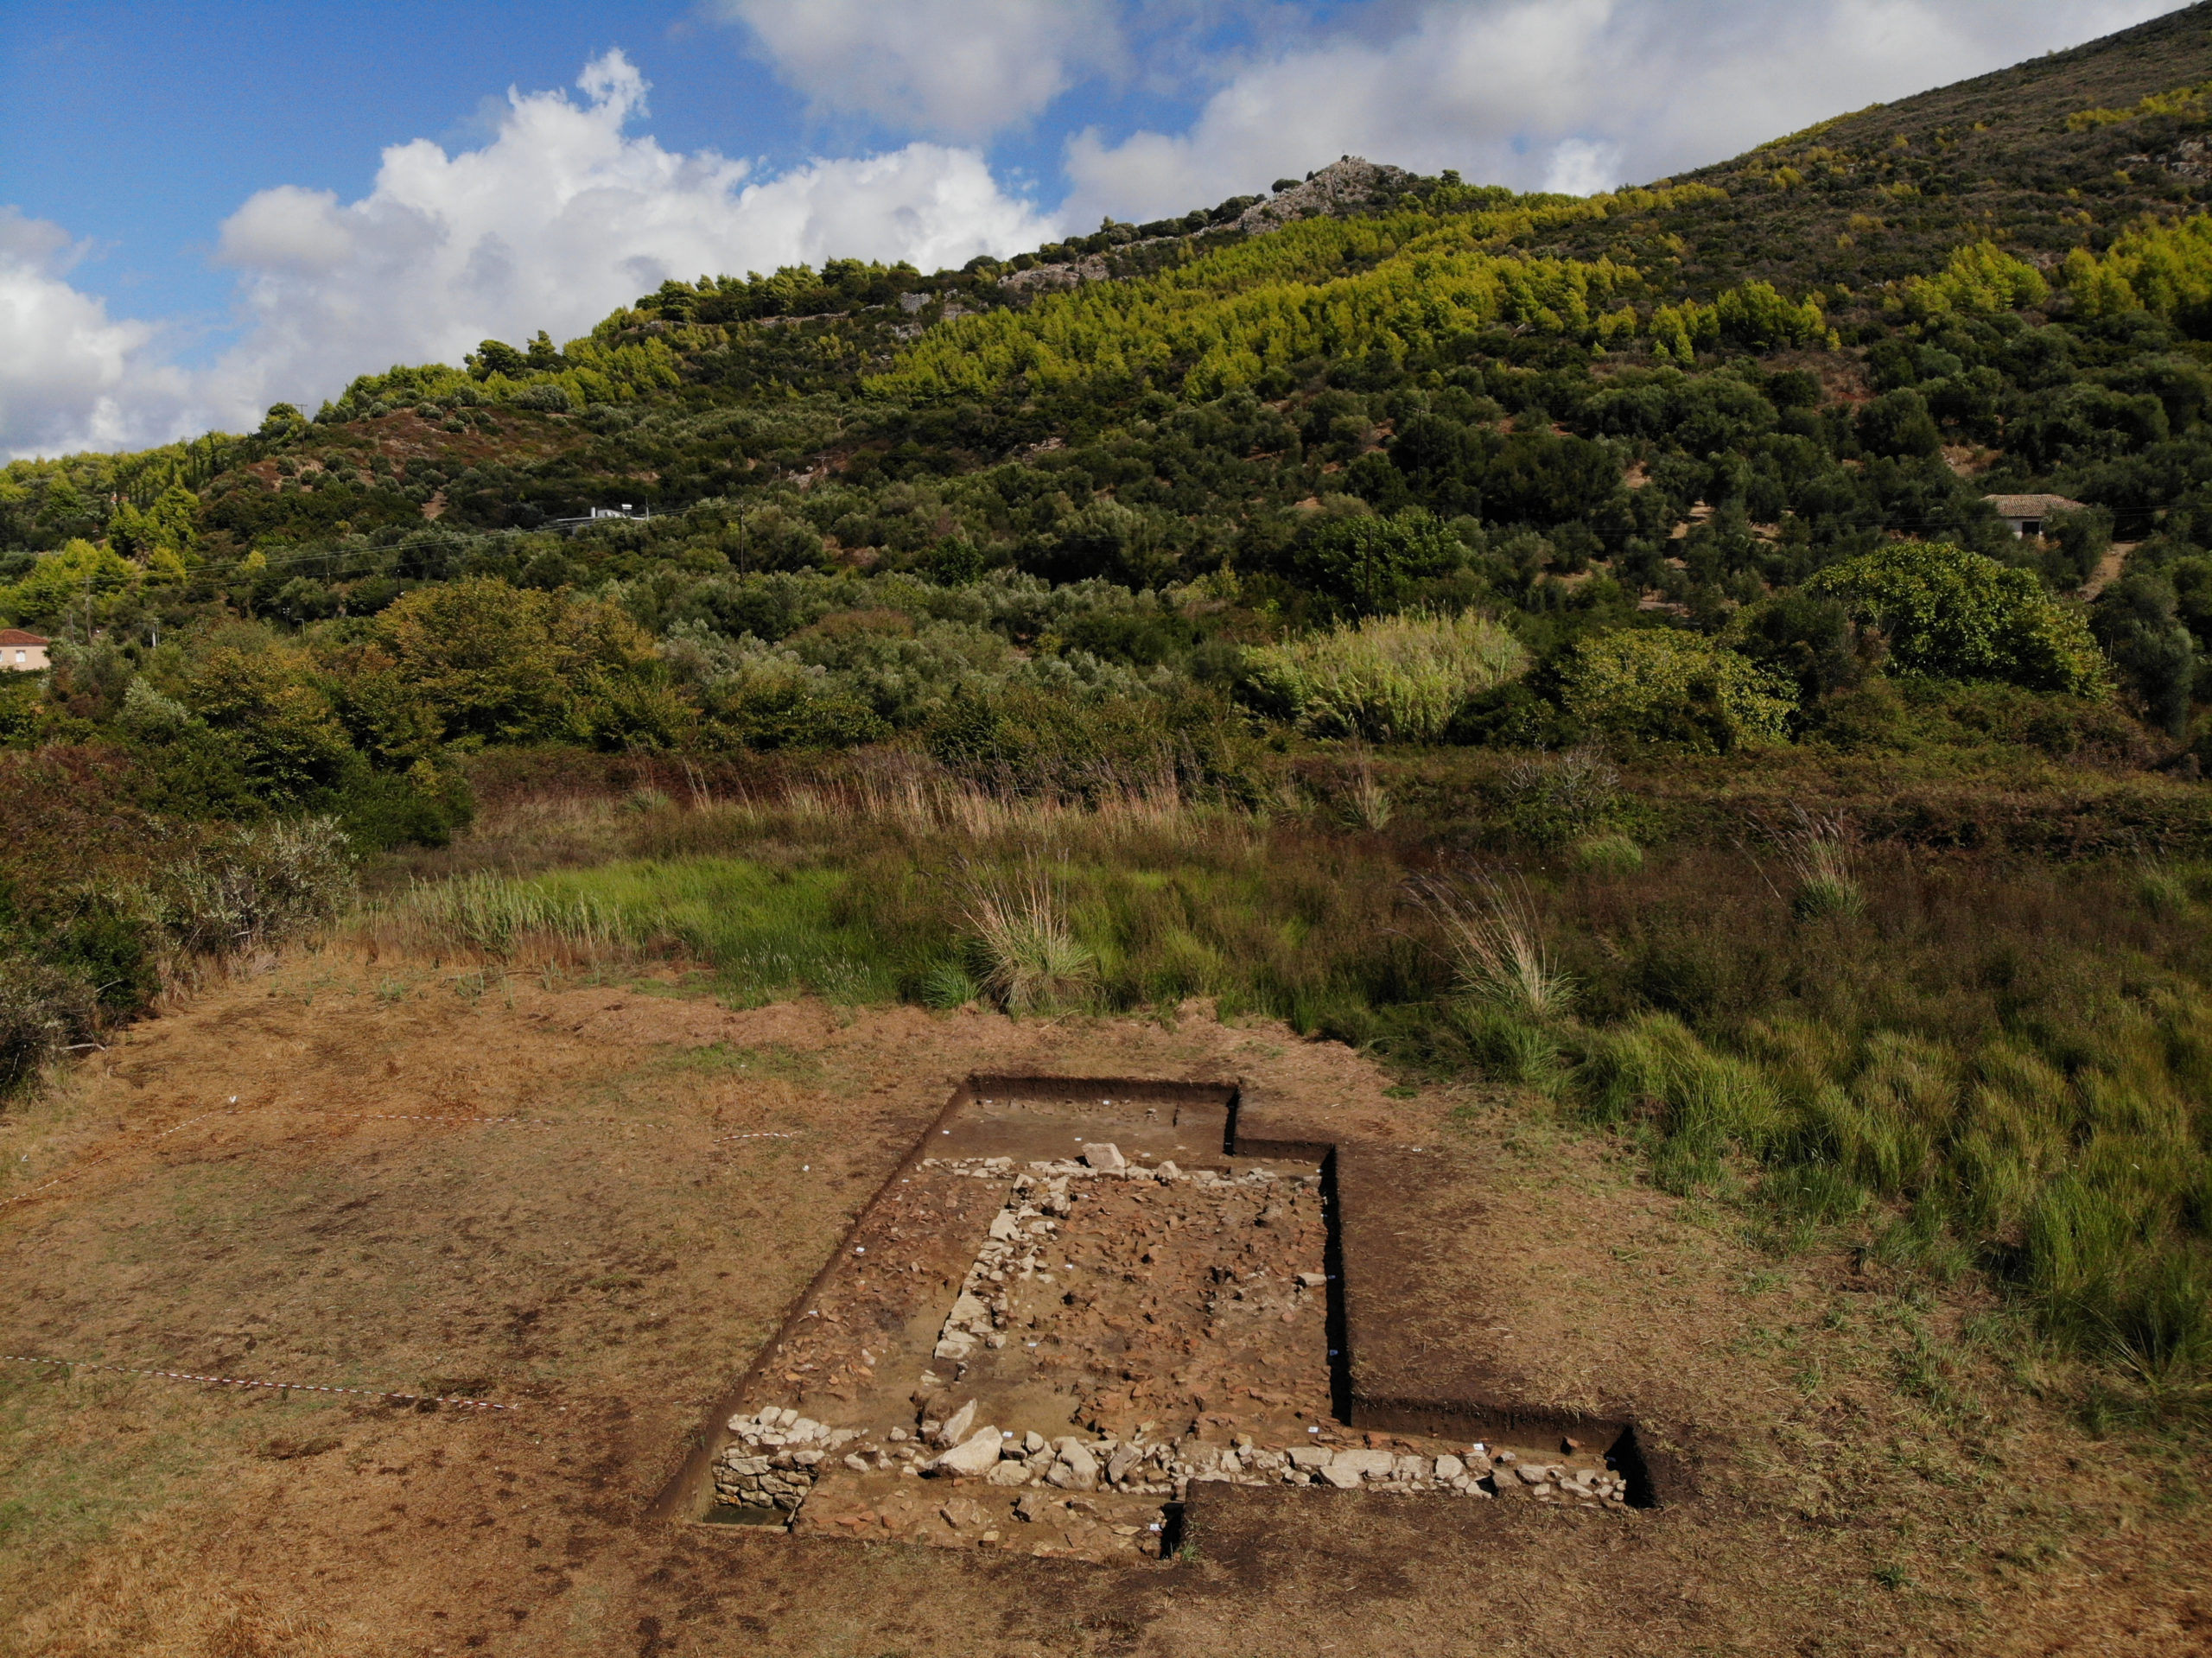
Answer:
[{"left": 2, "top": 943, "right": 2209, "bottom": 1657}]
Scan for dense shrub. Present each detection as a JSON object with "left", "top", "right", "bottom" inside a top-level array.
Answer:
[
  {"left": 1806, "top": 542, "right": 2112, "bottom": 696},
  {"left": 0, "top": 958, "right": 99, "bottom": 1095},
  {"left": 0, "top": 812, "right": 353, "bottom": 1096},
  {"left": 2092, "top": 574, "right": 2196, "bottom": 735},
  {"left": 1560, "top": 629, "right": 1796, "bottom": 753},
  {"left": 1287, "top": 510, "right": 1466, "bottom": 614}
]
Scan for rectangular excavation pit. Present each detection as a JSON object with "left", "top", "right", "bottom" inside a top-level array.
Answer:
[{"left": 659, "top": 1075, "right": 1651, "bottom": 1560}]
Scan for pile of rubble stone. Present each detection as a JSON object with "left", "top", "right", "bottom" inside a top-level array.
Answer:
[
  {"left": 927, "top": 1162, "right": 1076, "bottom": 1365},
  {"left": 713, "top": 1407, "right": 864, "bottom": 1512},
  {"left": 911, "top": 1407, "right": 1630, "bottom": 1508},
  {"left": 715, "top": 1401, "right": 1630, "bottom": 1517}
]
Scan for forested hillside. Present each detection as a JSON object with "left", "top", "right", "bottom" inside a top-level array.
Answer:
[
  {"left": 11, "top": 3, "right": 2212, "bottom": 1416},
  {"left": 9, "top": 3, "right": 2212, "bottom": 869}
]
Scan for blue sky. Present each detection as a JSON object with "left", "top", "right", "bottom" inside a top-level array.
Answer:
[
  {"left": 2, "top": 0, "right": 1224, "bottom": 328},
  {"left": 0, "top": 0, "right": 2179, "bottom": 457}
]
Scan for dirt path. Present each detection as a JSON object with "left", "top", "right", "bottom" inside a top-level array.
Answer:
[{"left": 2082, "top": 539, "right": 2138, "bottom": 600}]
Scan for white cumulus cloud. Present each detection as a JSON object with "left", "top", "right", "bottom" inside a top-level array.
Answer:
[
  {"left": 718, "top": 0, "right": 1127, "bottom": 138},
  {"left": 205, "top": 50, "right": 1054, "bottom": 423},
  {"left": 3, "top": 51, "right": 1057, "bottom": 459},
  {"left": 1061, "top": 0, "right": 2176, "bottom": 222},
  {"left": 0, "top": 209, "right": 186, "bottom": 459}
]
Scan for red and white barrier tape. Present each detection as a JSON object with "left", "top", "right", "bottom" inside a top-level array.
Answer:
[
  {"left": 298, "top": 1111, "right": 801, "bottom": 1136},
  {"left": 239, "top": 1109, "right": 803, "bottom": 1134},
  {"left": 3, "top": 1111, "right": 229, "bottom": 1206},
  {"left": 1, "top": 1175, "right": 74, "bottom": 1206},
  {"left": 334, "top": 1114, "right": 561, "bottom": 1126},
  {"left": 1, "top": 1352, "right": 527, "bottom": 1411}
]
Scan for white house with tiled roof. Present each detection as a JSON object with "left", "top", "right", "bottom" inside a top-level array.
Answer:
[
  {"left": 1985, "top": 493, "right": 2086, "bottom": 539},
  {"left": 0, "top": 630, "right": 49, "bottom": 671}
]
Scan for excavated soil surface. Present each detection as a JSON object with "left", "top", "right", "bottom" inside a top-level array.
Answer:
[
  {"left": 693, "top": 1078, "right": 1636, "bottom": 1560},
  {"left": 749, "top": 1157, "right": 1339, "bottom": 1559},
  {"left": 3, "top": 951, "right": 2210, "bottom": 1656}
]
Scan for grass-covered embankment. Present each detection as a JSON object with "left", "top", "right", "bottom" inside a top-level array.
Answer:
[{"left": 372, "top": 779, "right": 2212, "bottom": 1420}]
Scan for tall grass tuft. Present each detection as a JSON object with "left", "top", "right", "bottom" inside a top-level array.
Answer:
[
  {"left": 2136, "top": 861, "right": 2193, "bottom": 918},
  {"left": 2106, "top": 1252, "right": 2212, "bottom": 1413},
  {"left": 1775, "top": 808, "right": 1864, "bottom": 922},
  {"left": 1344, "top": 754, "right": 1395, "bottom": 832},
  {"left": 1580, "top": 1013, "right": 1786, "bottom": 1191},
  {"left": 397, "top": 873, "right": 630, "bottom": 962},
  {"left": 1246, "top": 610, "right": 1527, "bottom": 742},
  {"left": 918, "top": 959, "right": 982, "bottom": 1010},
  {"left": 1412, "top": 871, "right": 1575, "bottom": 1020},
  {"left": 963, "top": 865, "right": 1097, "bottom": 1013},
  {"left": 1499, "top": 748, "right": 1622, "bottom": 848}
]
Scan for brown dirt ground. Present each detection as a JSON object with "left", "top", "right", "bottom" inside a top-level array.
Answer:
[{"left": 3, "top": 946, "right": 2209, "bottom": 1657}]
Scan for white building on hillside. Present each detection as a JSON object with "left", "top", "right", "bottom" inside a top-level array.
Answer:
[
  {"left": 1985, "top": 493, "right": 2086, "bottom": 539},
  {"left": 0, "top": 630, "right": 49, "bottom": 670}
]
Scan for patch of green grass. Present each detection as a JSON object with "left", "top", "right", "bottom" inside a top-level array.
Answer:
[
  {"left": 667, "top": 1042, "right": 826, "bottom": 1088},
  {"left": 535, "top": 859, "right": 899, "bottom": 1005}
]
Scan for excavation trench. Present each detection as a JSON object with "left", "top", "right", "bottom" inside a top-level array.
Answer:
[{"left": 654, "top": 1076, "right": 1655, "bottom": 1561}]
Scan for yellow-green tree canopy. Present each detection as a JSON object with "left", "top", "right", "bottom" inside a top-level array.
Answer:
[
  {"left": 0, "top": 539, "right": 140, "bottom": 627},
  {"left": 2063, "top": 213, "right": 2212, "bottom": 325},
  {"left": 1561, "top": 629, "right": 1796, "bottom": 753},
  {"left": 867, "top": 183, "right": 1826, "bottom": 401},
  {"left": 364, "top": 577, "right": 676, "bottom": 748},
  {"left": 1894, "top": 241, "right": 2050, "bottom": 322},
  {"left": 1803, "top": 542, "right": 2110, "bottom": 696}
]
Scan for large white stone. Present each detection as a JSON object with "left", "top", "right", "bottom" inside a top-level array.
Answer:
[
  {"left": 1046, "top": 1439, "right": 1101, "bottom": 1490},
  {"left": 938, "top": 1399, "right": 978, "bottom": 1446},
  {"left": 1332, "top": 1449, "right": 1397, "bottom": 1481},
  {"left": 1081, "top": 1142, "right": 1127, "bottom": 1172},
  {"left": 931, "top": 1426, "right": 1004, "bottom": 1477},
  {"left": 948, "top": 1293, "right": 990, "bottom": 1328}
]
